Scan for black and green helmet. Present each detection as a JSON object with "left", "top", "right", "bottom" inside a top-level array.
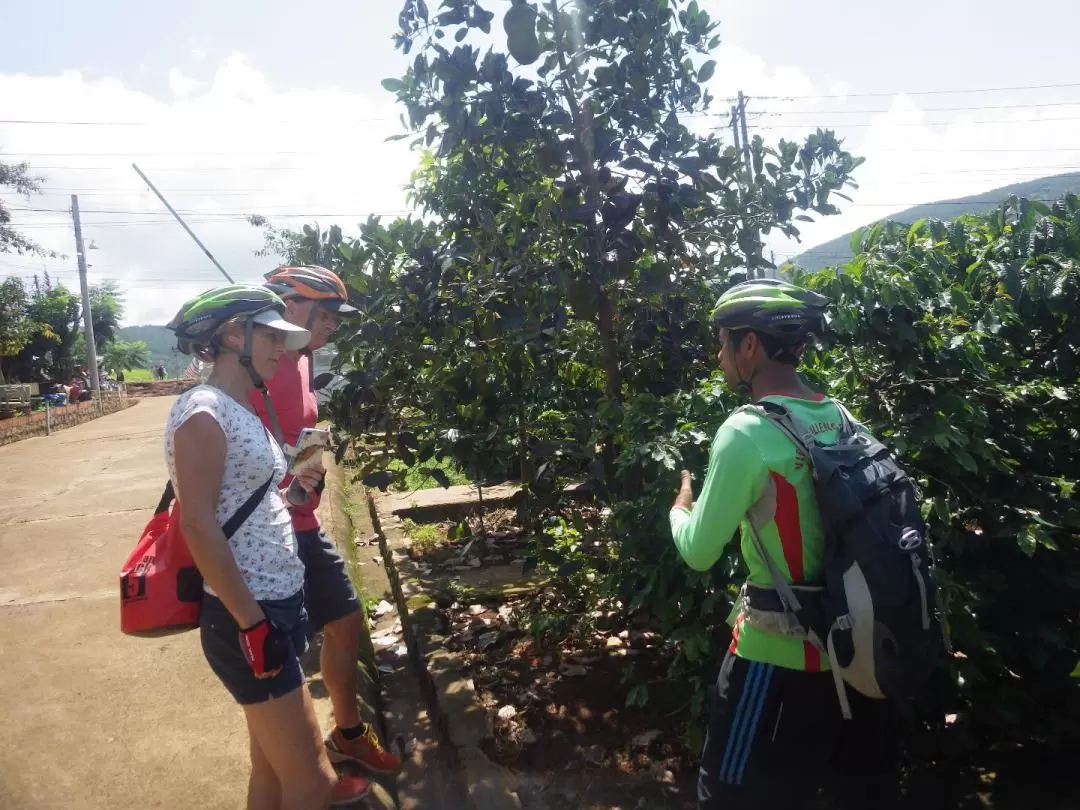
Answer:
[
  {"left": 166, "top": 284, "right": 309, "bottom": 355},
  {"left": 711, "top": 278, "right": 829, "bottom": 343}
]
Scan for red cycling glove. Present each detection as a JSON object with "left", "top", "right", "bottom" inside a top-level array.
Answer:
[{"left": 238, "top": 619, "right": 289, "bottom": 678}]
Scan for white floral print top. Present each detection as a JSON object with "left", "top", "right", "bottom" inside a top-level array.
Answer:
[{"left": 164, "top": 384, "right": 304, "bottom": 601}]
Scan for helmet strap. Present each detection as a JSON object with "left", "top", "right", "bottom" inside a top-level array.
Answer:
[
  {"left": 304, "top": 300, "right": 320, "bottom": 334},
  {"left": 727, "top": 332, "right": 757, "bottom": 398},
  {"left": 234, "top": 318, "right": 285, "bottom": 446},
  {"left": 238, "top": 316, "right": 262, "bottom": 387},
  {"left": 260, "top": 387, "right": 285, "bottom": 447},
  {"left": 301, "top": 301, "right": 321, "bottom": 392}
]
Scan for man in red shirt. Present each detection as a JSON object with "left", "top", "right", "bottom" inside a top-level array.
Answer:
[{"left": 252, "top": 265, "right": 401, "bottom": 776}]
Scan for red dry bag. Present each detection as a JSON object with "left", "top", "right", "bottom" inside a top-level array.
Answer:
[
  {"left": 120, "top": 482, "right": 202, "bottom": 636},
  {"left": 120, "top": 476, "right": 273, "bottom": 637}
]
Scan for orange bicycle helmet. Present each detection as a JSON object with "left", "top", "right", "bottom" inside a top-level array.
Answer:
[{"left": 263, "top": 265, "right": 357, "bottom": 314}]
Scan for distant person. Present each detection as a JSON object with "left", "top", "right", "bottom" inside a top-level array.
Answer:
[
  {"left": 164, "top": 284, "right": 371, "bottom": 809},
  {"left": 117, "top": 370, "right": 125, "bottom": 383},
  {"left": 256, "top": 265, "right": 402, "bottom": 775},
  {"left": 68, "top": 380, "right": 82, "bottom": 404}
]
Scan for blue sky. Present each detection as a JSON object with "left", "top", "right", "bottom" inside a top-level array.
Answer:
[{"left": 2, "top": 0, "right": 1080, "bottom": 323}]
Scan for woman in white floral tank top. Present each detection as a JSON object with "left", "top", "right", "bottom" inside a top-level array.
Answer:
[{"left": 164, "top": 285, "right": 371, "bottom": 809}]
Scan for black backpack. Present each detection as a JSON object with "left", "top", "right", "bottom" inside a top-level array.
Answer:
[{"left": 742, "top": 399, "right": 946, "bottom": 718}]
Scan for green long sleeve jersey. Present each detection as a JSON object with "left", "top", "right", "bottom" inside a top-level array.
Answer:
[{"left": 670, "top": 394, "right": 846, "bottom": 672}]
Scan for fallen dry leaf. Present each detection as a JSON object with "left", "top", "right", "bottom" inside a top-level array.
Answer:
[{"left": 631, "top": 729, "right": 662, "bottom": 749}]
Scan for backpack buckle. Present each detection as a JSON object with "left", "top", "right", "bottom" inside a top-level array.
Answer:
[{"left": 899, "top": 528, "right": 923, "bottom": 551}]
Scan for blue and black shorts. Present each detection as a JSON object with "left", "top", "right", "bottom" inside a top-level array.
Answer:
[
  {"left": 199, "top": 590, "right": 308, "bottom": 705},
  {"left": 697, "top": 651, "right": 899, "bottom": 809}
]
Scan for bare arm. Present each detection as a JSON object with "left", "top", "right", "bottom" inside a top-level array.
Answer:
[{"left": 173, "top": 412, "right": 264, "bottom": 629}]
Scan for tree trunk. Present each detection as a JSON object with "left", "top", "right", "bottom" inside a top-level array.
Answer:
[
  {"left": 597, "top": 292, "right": 620, "bottom": 401},
  {"left": 514, "top": 348, "right": 531, "bottom": 483}
]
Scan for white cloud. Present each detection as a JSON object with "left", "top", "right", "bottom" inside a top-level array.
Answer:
[
  {"left": 166, "top": 68, "right": 207, "bottom": 100},
  {"left": 700, "top": 46, "right": 1080, "bottom": 264},
  {"left": 0, "top": 54, "right": 414, "bottom": 325}
]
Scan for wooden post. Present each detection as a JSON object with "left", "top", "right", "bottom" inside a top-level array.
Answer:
[{"left": 45, "top": 401, "right": 51, "bottom": 436}]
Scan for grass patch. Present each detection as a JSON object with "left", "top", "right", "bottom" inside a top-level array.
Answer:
[
  {"left": 121, "top": 368, "right": 153, "bottom": 381},
  {"left": 386, "top": 456, "right": 471, "bottom": 491},
  {"left": 401, "top": 518, "right": 446, "bottom": 554},
  {"left": 337, "top": 477, "right": 369, "bottom": 604}
]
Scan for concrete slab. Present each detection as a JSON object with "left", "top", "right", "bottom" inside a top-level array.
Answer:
[
  {"left": 369, "top": 492, "right": 525, "bottom": 810},
  {"left": 380, "top": 483, "right": 521, "bottom": 521}
]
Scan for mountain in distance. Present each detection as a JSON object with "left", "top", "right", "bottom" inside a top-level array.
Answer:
[
  {"left": 117, "top": 324, "right": 337, "bottom": 377},
  {"left": 791, "top": 172, "right": 1080, "bottom": 272},
  {"left": 117, "top": 324, "right": 186, "bottom": 376}
]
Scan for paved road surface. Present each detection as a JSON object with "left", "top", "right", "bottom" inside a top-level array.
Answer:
[{"left": 0, "top": 397, "right": 271, "bottom": 809}]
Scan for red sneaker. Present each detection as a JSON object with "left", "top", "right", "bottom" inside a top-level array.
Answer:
[
  {"left": 330, "top": 773, "right": 372, "bottom": 807},
  {"left": 326, "top": 723, "right": 403, "bottom": 774}
]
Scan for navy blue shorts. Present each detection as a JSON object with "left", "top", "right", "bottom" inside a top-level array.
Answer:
[
  {"left": 296, "top": 528, "right": 361, "bottom": 631},
  {"left": 200, "top": 590, "right": 308, "bottom": 705},
  {"left": 697, "top": 652, "right": 898, "bottom": 809}
]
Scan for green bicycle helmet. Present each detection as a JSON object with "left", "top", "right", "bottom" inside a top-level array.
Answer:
[
  {"left": 167, "top": 284, "right": 310, "bottom": 385},
  {"left": 711, "top": 278, "right": 829, "bottom": 343}
]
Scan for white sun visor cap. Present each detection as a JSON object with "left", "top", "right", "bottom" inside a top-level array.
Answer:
[{"left": 251, "top": 308, "right": 311, "bottom": 351}]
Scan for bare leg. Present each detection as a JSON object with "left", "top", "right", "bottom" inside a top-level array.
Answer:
[
  {"left": 247, "top": 725, "right": 282, "bottom": 810},
  {"left": 242, "top": 684, "right": 336, "bottom": 810},
  {"left": 320, "top": 609, "right": 364, "bottom": 730}
]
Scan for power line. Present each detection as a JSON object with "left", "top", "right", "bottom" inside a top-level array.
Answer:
[
  {"left": 752, "top": 99, "right": 1080, "bottom": 116},
  {"left": 5, "top": 150, "right": 368, "bottom": 158},
  {"left": 2, "top": 81, "right": 1079, "bottom": 129},
  {"left": 727, "top": 80, "right": 1080, "bottom": 101},
  {"left": 0, "top": 116, "right": 396, "bottom": 126},
  {"left": 747, "top": 114, "right": 1080, "bottom": 130}
]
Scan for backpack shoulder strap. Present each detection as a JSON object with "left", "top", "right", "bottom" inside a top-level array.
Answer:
[
  {"left": 160, "top": 475, "right": 275, "bottom": 539},
  {"left": 155, "top": 480, "right": 176, "bottom": 516},
  {"left": 221, "top": 475, "right": 276, "bottom": 540},
  {"left": 749, "top": 400, "right": 815, "bottom": 458}
]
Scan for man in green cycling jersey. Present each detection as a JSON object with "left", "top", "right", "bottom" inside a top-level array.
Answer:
[{"left": 670, "top": 279, "right": 895, "bottom": 809}]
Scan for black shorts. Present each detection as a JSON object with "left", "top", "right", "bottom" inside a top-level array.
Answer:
[
  {"left": 296, "top": 528, "right": 361, "bottom": 631},
  {"left": 200, "top": 591, "right": 308, "bottom": 705},
  {"left": 697, "top": 652, "right": 899, "bottom": 810}
]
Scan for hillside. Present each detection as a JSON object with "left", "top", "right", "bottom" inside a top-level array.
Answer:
[
  {"left": 117, "top": 324, "right": 338, "bottom": 377},
  {"left": 117, "top": 325, "right": 186, "bottom": 376},
  {"left": 792, "top": 172, "right": 1080, "bottom": 271}
]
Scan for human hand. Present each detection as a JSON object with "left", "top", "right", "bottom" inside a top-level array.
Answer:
[
  {"left": 238, "top": 618, "right": 288, "bottom": 679},
  {"left": 295, "top": 460, "right": 325, "bottom": 493},
  {"left": 673, "top": 469, "right": 694, "bottom": 511}
]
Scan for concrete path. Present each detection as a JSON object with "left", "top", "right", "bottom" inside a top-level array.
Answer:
[{"left": 0, "top": 398, "right": 255, "bottom": 808}]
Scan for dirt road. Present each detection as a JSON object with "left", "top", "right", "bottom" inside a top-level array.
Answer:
[{"left": 0, "top": 397, "right": 253, "bottom": 809}]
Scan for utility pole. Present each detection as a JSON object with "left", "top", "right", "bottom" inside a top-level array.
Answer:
[
  {"left": 71, "top": 195, "right": 100, "bottom": 394},
  {"left": 737, "top": 91, "right": 751, "bottom": 169},
  {"left": 730, "top": 92, "right": 758, "bottom": 279},
  {"left": 730, "top": 102, "right": 742, "bottom": 161}
]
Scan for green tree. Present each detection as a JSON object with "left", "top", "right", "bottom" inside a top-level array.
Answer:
[
  {"left": 72, "top": 280, "right": 125, "bottom": 365},
  {"left": 794, "top": 195, "right": 1080, "bottom": 747},
  {"left": 0, "top": 159, "right": 57, "bottom": 257},
  {"left": 0, "top": 277, "right": 33, "bottom": 382},
  {"left": 249, "top": 216, "right": 346, "bottom": 267},
  {"left": 103, "top": 340, "right": 150, "bottom": 374},
  {"left": 387, "top": 0, "right": 860, "bottom": 427},
  {"left": 7, "top": 276, "right": 125, "bottom": 381},
  {"left": 264, "top": 0, "right": 864, "bottom": 727}
]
